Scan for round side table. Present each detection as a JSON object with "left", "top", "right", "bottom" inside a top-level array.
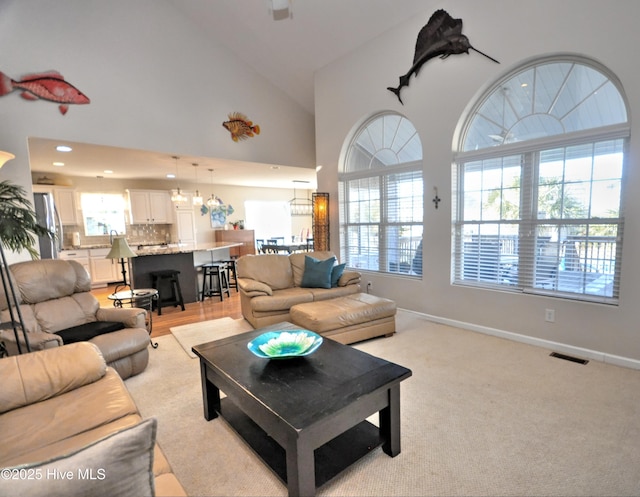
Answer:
[{"left": 108, "top": 288, "right": 159, "bottom": 348}]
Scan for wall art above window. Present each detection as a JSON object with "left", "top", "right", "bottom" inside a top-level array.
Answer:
[{"left": 387, "top": 9, "right": 499, "bottom": 104}]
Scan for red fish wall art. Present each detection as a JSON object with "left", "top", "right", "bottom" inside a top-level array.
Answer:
[
  {"left": 0, "top": 70, "right": 90, "bottom": 115},
  {"left": 222, "top": 112, "right": 260, "bottom": 142}
]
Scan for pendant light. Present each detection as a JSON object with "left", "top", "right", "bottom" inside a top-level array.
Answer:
[
  {"left": 289, "top": 180, "right": 312, "bottom": 216},
  {"left": 170, "top": 156, "right": 186, "bottom": 203},
  {"left": 192, "top": 163, "right": 203, "bottom": 206},
  {"left": 206, "top": 168, "right": 222, "bottom": 207}
]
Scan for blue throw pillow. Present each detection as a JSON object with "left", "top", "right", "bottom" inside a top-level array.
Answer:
[
  {"left": 331, "top": 263, "right": 346, "bottom": 287},
  {"left": 301, "top": 255, "right": 336, "bottom": 289}
]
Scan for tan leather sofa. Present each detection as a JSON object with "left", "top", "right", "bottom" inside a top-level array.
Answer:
[
  {"left": 236, "top": 251, "right": 361, "bottom": 328},
  {"left": 0, "top": 259, "right": 149, "bottom": 379},
  {"left": 0, "top": 342, "right": 186, "bottom": 496}
]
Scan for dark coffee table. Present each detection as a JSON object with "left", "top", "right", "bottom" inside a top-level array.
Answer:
[{"left": 192, "top": 321, "right": 412, "bottom": 497}]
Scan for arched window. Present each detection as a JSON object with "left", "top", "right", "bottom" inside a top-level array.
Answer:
[
  {"left": 339, "top": 112, "right": 423, "bottom": 276},
  {"left": 453, "top": 55, "right": 629, "bottom": 303}
]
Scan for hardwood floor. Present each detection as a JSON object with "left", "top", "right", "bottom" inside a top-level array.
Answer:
[{"left": 91, "top": 284, "right": 243, "bottom": 338}]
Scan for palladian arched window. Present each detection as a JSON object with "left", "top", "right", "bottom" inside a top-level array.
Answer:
[
  {"left": 453, "top": 55, "right": 629, "bottom": 303},
  {"left": 339, "top": 112, "right": 423, "bottom": 276}
]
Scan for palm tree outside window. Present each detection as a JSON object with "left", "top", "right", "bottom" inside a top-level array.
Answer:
[{"left": 452, "top": 55, "right": 629, "bottom": 303}]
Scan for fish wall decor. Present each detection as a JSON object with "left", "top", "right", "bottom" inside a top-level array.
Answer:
[
  {"left": 0, "top": 70, "right": 90, "bottom": 115},
  {"left": 222, "top": 112, "right": 260, "bottom": 142},
  {"left": 387, "top": 9, "right": 499, "bottom": 104}
]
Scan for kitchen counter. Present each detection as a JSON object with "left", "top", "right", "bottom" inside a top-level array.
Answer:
[
  {"left": 134, "top": 242, "right": 241, "bottom": 257},
  {"left": 61, "top": 241, "right": 242, "bottom": 256},
  {"left": 130, "top": 242, "right": 244, "bottom": 304},
  {"left": 61, "top": 244, "right": 112, "bottom": 251}
]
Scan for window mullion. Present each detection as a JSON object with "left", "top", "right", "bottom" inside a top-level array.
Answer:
[
  {"left": 379, "top": 173, "right": 388, "bottom": 272},
  {"left": 518, "top": 152, "right": 536, "bottom": 289}
]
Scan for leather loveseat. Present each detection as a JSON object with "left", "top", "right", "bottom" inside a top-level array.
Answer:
[
  {"left": 0, "top": 259, "right": 150, "bottom": 379},
  {"left": 236, "top": 251, "right": 361, "bottom": 328},
  {"left": 0, "top": 342, "right": 186, "bottom": 496}
]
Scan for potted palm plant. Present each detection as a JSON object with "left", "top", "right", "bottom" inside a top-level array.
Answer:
[
  {"left": 0, "top": 179, "right": 54, "bottom": 356},
  {"left": 0, "top": 180, "right": 53, "bottom": 258}
]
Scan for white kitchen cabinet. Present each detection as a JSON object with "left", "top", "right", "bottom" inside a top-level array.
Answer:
[
  {"left": 91, "top": 258, "right": 119, "bottom": 285},
  {"left": 175, "top": 209, "right": 196, "bottom": 246},
  {"left": 148, "top": 191, "right": 171, "bottom": 222},
  {"left": 127, "top": 190, "right": 171, "bottom": 224},
  {"left": 54, "top": 188, "right": 79, "bottom": 225},
  {"left": 32, "top": 186, "right": 78, "bottom": 225},
  {"left": 59, "top": 249, "right": 90, "bottom": 279},
  {"left": 89, "top": 248, "right": 120, "bottom": 286}
]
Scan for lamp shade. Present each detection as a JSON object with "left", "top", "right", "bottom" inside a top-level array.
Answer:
[
  {"left": 0, "top": 151, "right": 15, "bottom": 168},
  {"left": 106, "top": 237, "right": 137, "bottom": 259}
]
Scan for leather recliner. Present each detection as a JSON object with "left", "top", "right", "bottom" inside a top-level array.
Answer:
[{"left": 0, "top": 259, "right": 149, "bottom": 379}]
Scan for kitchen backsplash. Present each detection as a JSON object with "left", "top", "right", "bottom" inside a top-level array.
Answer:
[{"left": 63, "top": 223, "right": 173, "bottom": 249}]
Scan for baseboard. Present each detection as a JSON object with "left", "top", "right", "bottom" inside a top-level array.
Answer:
[{"left": 398, "top": 307, "right": 640, "bottom": 371}]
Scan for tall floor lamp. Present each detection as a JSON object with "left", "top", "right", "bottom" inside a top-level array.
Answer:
[
  {"left": 106, "top": 237, "right": 137, "bottom": 294},
  {"left": 0, "top": 243, "right": 30, "bottom": 356},
  {"left": 0, "top": 149, "right": 30, "bottom": 356},
  {"left": 312, "top": 193, "right": 330, "bottom": 252}
]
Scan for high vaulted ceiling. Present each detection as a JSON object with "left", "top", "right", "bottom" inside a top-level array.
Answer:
[
  {"left": 28, "top": 0, "right": 432, "bottom": 187},
  {"left": 175, "top": 0, "right": 431, "bottom": 114}
]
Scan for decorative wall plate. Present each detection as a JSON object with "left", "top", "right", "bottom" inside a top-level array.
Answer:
[{"left": 247, "top": 330, "right": 323, "bottom": 359}]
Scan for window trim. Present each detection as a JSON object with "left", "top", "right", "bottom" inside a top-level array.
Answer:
[
  {"left": 339, "top": 112, "right": 424, "bottom": 276},
  {"left": 452, "top": 55, "right": 629, "bottom": 304},
  {"left": 458, "top": 53, "right": 629, "bottom": 154}
]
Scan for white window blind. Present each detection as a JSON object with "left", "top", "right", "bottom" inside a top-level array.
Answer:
[
  {"left": 453, "top": 56, "right": 628, "bottom": 304},
  {"left": 339, "top": 113, "right": 423, "bottom": 276}
]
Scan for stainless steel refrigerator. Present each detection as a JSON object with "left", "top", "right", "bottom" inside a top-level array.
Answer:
[{"left": 33, "top": 192, "right": 63, "bottom": 259}]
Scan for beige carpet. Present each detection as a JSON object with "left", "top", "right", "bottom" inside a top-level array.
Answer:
[
  {"left": 126, "top": 310, "right": 640, "bottom": 496},
  {"left": 170, "top": 317, "right": 254, "bottom": 358}
]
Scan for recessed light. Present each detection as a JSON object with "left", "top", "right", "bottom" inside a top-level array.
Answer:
[
  {"left": 56, "top": 145, "right": 72, "bottom": 152},
  {"left": 166, "top": 173, "right": 175, "bottom": 179},
  {"left": 103, "top": 170, "right": 113, "bottom": 174},
  {"left": 521, "top": 83, "right": 528, "bottom": 88},
  {"left": 52, "top": 162, "right": 64, "bottom": 167}
]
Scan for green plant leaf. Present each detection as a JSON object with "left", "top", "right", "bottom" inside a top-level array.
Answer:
[{"left": 0, "top": 180, "right": 54, "bottom": 259}]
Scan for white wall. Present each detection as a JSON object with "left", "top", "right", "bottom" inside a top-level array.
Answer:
[
  {"left": 0, "top": 0, "right": 315, "bottom": 261},
  {"left": 315, "top": 0, "right": 640, "bottom": 363}
]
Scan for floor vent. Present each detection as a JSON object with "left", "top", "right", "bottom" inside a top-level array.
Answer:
[{"left": 550, "top": 352, "right": 589, "bottom": 365}]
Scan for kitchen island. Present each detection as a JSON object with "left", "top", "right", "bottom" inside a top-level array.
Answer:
[{"left": 131, "top": 242, "right": 244, "bottom": 303}]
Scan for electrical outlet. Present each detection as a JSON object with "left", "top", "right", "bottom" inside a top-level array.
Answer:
[
  {"left": 366, "top": 281, "right": 373, "bottom": 293},
  {"left": 545, "top": 308, "right": 555, "bottom": 323}
]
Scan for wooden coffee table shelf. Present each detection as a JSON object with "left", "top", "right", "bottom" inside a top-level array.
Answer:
[{"left": 193, "top": 322, "right": 412, "bottom": 497}]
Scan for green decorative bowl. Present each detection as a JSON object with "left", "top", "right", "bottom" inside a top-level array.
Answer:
[{"left": 247, "top": 330, "right": 323, "bottom": 359}]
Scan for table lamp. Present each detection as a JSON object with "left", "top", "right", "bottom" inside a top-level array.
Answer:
[{"left": 106, "top": 237, "right": 137, "bottom": 294}]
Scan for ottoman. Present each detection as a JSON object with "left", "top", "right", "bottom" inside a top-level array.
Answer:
[{"left": 290, "top": 292, "right": 396, "bottom": 344}]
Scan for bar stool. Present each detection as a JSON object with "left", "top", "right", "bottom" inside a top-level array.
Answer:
[
  {"left": 221, "top": 258, "right": 238, "bottom": 292},
  {"left": 201, "top": 262, "right": 230, "bottom": 301},
  {"left": 150, "top": 270, "right": 185, "bottom": 315}
]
